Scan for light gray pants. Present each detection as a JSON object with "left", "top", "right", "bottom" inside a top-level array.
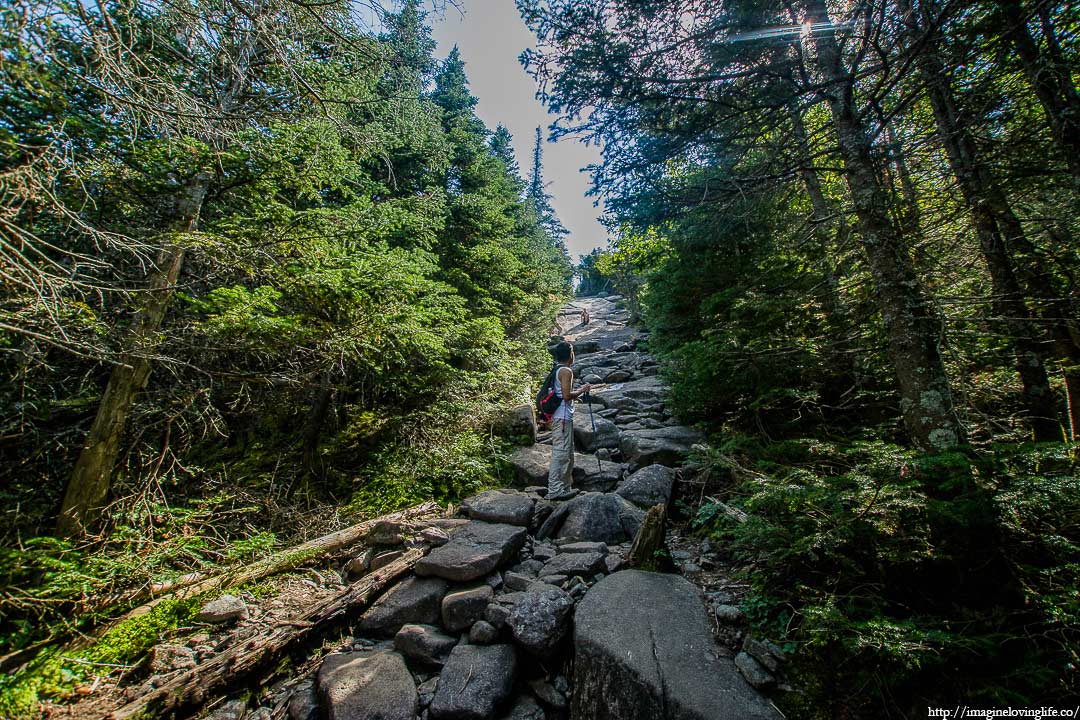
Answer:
[{"left": 547, "top": 417, "right": 575, "bottom": 495}]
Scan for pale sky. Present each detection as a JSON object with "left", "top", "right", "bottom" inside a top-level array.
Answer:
[{"left": 430, "top": 1, "right": 607, "bottom": 259}]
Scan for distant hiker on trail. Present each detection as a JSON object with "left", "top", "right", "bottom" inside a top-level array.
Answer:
[
  {"left": 581, "top": 307, "right": 590, "bottom": 325},
  {"left": 546, "top": 341, "right": 590, "bottom": 501}
]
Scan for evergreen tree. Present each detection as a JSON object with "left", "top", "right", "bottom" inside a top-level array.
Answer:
[{"left": 527, "top": 126, "right": 569, "bottom": 239}]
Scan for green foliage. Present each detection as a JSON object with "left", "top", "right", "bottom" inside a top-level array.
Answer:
[
  {"left": 0, "top": 598, "right": 199, "bottom": 718},
  {"left": 346, "top": 423, "right": 502, "bottom": 519},
  {"left": 693, "top": 439, "right": 1080, "bottom": 715}
]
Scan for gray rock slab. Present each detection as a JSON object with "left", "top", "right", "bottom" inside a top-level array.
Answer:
[
  {"left": 735, "top": 652, "right": 776, "bottom": 690},
  {"left": 494, "top": 404, "right": 537, "bottom": 444},
  {"left": 506, "top": 583, "right": 575, "bottom": 657},
  {"left": 508, "top": 445, "right": 552, "bottom": 486},
  {"left": 287, "top": 680, "right": 318, "bottom": 720},
  {"left": 358, "top": 577, "right": 449, "bottom": 636},
  {"left": 574, "top": 571, "right": 780, "bottom": 720},
  {"left": 318, "top": 650, "right": 417, "bottom": 720},
  {"left": 573, "top": 413, "right": 621, "bottom": 453},
  {"left": 539, "top": 551, "right": 607, "bottom": 578},
  {"left": 470, "top": 620, "right": 499, "bottom": 644},
  {"left": 558, "top": 541, "right": 609, "bottom": 555},
  {"left": 572, "top": 453, "right": 624, "bottom": 493},
  {"left": 461, "top": 490, "right": 535, "bottom": 527},
  {"left": 416, "top": 522, "right": 528, "bottom": 582},
  {"left": 619, "top": 425, "right": 703, "bottom": 472},
  {"left": 616, "top": 464, "right": 677, "bottom": 509},
  {"left": 556, "top": 492, "right": 644, "bottom": 544},
  {"left": 429, "top": 644, "right": 517, "bottom": 720}
]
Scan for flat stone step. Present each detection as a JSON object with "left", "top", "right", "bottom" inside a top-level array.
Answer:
[{"left": 415, "top": 522, "right": 527, "bottom": 582}]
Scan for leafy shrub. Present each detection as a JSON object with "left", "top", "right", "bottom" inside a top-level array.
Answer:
[{"left": 694, "top": 440, "right": 1080, "bottom": 717}]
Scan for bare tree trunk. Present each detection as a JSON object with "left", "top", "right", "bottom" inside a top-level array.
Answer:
[
  {"left": 789, "top": 100, "right": 858, "bottom": 400},
  {"left": 302, "top": 371, "right": 336, "bottom": 475},
  {"left": 998, "top": 0, "right": 1080, "bottom": 186},
  {"left": 803, "top": 0, "right": 964, "bottom": 452},
  {"left": 902, "top": 0, "right": 1060, "bottom": 440},
  {"left": 57, "top": 173, "right": 210, "bottom": 537}
]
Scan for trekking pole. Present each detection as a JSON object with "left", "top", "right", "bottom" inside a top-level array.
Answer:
[{"left": 585, "top": 390, "right": 601, "bottom": 472}]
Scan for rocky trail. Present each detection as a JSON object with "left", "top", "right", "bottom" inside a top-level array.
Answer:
[{"left": 56, "top": 296, "right": 785, "bottom": 720}]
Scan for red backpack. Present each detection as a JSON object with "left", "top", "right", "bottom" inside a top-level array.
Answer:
[{"left": 535, "top": 365, "right": 564, "bottom": 426}]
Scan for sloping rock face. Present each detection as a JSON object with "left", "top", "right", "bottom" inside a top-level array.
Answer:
[
  {"left": 619, "top": 425, "right": 703, "bottom": 472},
  {"left": 415, "top": 522, "right": 527, "bottom": 582},
  {"left": 573, "top": 570, "right": 781, "bottom": 720},
  {"left": 573, "top": 412, "right": 620, "bottom": 453},
  {"left": 245, "top": 297, "right": 780, "bottom": 720}
]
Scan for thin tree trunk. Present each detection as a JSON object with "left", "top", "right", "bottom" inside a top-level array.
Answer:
[
  {"left": 789, "top": 99, "right": 858, "bottom": 400},
  {"left": 57, "top": 173, "right": 210, "bottom": 537},
  {"left": 903, "top": 0, "right": 1060, "bottom": 440},
  {"left": 882, "top": 120, "right": 923, "bottom": 238},
  {"left": 803, "top": 0, "right": 964, "bottom": 452},
  {"left": 302, "top": 371, "right": 336, "bottom": 475},
  {"left": 998, "top": 0, "right": 1080, "bottom": 186}
]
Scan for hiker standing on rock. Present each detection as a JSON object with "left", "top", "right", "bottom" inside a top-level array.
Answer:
[{"left": 547, "top": 341, "right": 590, "bottom": 501}]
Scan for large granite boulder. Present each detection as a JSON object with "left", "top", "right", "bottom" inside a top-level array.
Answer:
[
  {"left": 555, "top": 492, "right": 644, "bottom": 544},
  {"left": 358, "top": 577, "right": 449, "bottom": 636},
  {"left": 505, "top": 583, "right": 575, "bottom": 657},
  {"left": 461, "top": 490, "right": 535, "bottom": 527},
  {"left": 429, "top": 644, "right": 517, "bottom": 720},
  {"left": 619, "top": 425, "right": 703, "bottom": 472},
  {"left": 508, "top": 445, "right": 551, "bottom": 486},
  {"left": 416, "top": 522, "right": 527, "bottom": 582},
  {"left": 573, "top": 571, "right": 780, "bottom": 720},
  {"left": 573, "top": 412, "right": 620, "bottom": 453},
  {"left": 317, "top": 650, "right": 416, "bottom": 720},
  {"left": 616, "top": 465, "right": 677, "bottom": 509}
]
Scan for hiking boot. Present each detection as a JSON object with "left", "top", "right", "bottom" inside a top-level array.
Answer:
[{"left": 547, "top": 489, "right": 579, "bottom": 502}]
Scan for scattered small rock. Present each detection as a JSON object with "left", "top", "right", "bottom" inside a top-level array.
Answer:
[
  {"left": 713, "top": 604, "right": 745, "bottom": 623},
  {"left": 393, "top": 624, "right": 457, "bottom": 668},
  {"left": 529, "top": 679, "right": 568, "bottom": 710},
  {"left": 469, "top": 620, "right": 499, "bottom": 644},
  {"left": 735, "top": 651, "right": 776, "bottom": 690},
  {"left": 149, "top": 644, "right": 196, "bottom": 673},
  {"left": 204, "top": 698, "right": 248, "bottom": 720},
  {"left": 287, "top": 680, "right": 318, "bottom": 720},
  {"left": 197, "top": 594, "right": 248, "bottom": 624}
]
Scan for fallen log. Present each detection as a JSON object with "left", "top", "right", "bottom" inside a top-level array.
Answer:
[
  {"left": 111, "top": 501, "right": 441, "bottom": 625},
  {"left": 108, "top": 546, "right": 426, "bottom": 720},
  {"left": 704, "top": 496, "right": 748, "bottom": 524}
]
